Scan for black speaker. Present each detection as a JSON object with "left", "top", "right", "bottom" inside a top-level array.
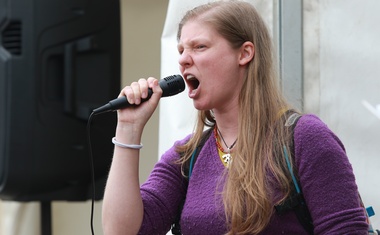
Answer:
[{"left": 0, "top": 0, "right": 120, "bottom": 201}]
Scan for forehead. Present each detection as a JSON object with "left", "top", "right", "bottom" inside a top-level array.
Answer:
[{"left": 178, "top": 20, "right": 218, "bottom": 45}]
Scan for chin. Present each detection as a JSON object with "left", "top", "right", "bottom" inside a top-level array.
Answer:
[{"left": 193, "top": 101, "right": 210, "bottom": 111}]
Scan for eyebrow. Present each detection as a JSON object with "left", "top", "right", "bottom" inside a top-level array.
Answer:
[{"left": 178, "top": 36, "right": 211, "bottom": 48}]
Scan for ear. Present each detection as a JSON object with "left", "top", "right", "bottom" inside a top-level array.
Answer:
[{"left": 238, "top": 41, "right": 254, "bottom": 66}]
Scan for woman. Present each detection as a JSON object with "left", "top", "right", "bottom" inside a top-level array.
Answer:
[{"left": 102, "top": 1, "right": 368, "bottom": 234}]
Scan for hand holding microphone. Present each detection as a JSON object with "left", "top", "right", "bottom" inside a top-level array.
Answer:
[{"left": 93, "top": 74, "right": 185, "bottom": 115}]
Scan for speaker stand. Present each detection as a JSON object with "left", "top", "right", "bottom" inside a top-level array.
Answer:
[{"left": 41, "top": 201, "right": 52, "bottom": 235}]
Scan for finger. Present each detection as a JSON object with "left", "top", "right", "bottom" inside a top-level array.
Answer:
[
  {"left": 138, "top": 78, "right": 149, "bottom": 99},
  {"left": 118, "top": 86, "right": 133, "bottom": 105},
  {"left": 129, "top": 81, "right": 142, "bottom": 105},
  {"left": 146, "top": 77, "right": 157, "bottom": 88}
]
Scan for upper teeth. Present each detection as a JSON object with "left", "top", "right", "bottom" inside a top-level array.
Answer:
[{"left": 186, "top": 75, "right": 196, "bottom": 80}]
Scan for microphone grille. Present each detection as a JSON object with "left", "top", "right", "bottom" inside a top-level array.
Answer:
[{"left": 161, "top": 75, "right": 185, "bottom": 97}]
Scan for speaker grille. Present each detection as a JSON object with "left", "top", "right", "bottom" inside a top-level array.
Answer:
[{"left": 2, "top": 21, "right": 22, "bottom": 55}]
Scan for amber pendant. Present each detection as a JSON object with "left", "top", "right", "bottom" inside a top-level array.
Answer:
[{"left": 222, "top": 153, "right": 232, "bottom": 167}]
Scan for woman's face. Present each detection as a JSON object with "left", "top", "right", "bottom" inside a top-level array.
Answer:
[{"left": 177, "top": 20, "right": 246, "bottom": 112}]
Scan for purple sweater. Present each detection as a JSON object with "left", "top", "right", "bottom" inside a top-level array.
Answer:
[{"left": 138, "top": 115, "right": 368, "bottom": 234}]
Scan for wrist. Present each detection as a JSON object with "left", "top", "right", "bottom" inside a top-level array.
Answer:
[{"left": 115, "top": 123, "right": 143, "bottom": 144}]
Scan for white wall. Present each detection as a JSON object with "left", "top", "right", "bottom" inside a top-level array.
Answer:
[{"left": 304, "top": 0, "right": 380, "bottom": 226}]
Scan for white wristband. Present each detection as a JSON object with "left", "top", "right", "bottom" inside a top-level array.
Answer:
[{"left": 112, "top": 137, "right": 143, "bottom": 150}]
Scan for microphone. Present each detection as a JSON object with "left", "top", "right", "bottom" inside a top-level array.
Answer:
[{"left": 93, "top": 74, "right": 185, "bottom": 114}]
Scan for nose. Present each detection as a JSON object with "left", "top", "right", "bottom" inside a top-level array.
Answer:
[{"left": 178, "top": 50, "right": 193, "bottom": 68}]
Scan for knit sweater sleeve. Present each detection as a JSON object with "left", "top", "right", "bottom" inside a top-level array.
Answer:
[
  {"left": 137, "top": 136, "right": 190, "bottom": 235},
  {"left": 294, "top": 114, "right": 368, "bottom": 234}
]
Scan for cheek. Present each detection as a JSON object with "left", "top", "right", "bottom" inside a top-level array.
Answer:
[
  {"left": 211, "top": 54, "right": 239, "bottom": 78},
  {"left": 202, "top": 53, "right": 230, "bottom": 73},
  {"left": 198, "top": 49, "right": 239, "bottom": 79},
  {"left": 179, "top": 65, "right": 185, "bottom": 74}
]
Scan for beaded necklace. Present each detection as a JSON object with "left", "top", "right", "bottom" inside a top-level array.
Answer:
[{"left": 213, "top": 126, "right": 237, "bottom": 167}]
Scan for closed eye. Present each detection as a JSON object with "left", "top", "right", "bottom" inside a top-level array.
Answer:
[{"left": 195, "top": 45, "right": 206, "bottom": 50}]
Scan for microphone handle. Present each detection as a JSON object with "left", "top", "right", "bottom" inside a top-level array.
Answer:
[
  {"left": 108, "top": 89, "right": 153, "bottom": 110},
  {"left": 93, "top": 89, "right": 153, "bottom": 115}
]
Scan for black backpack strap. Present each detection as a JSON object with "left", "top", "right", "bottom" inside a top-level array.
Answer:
[
  {"left": 274, "top": 112, "right": 314, "bottom": 234},
  {"left": 171, "top": 128, "right": 213, "bottom": 235}
]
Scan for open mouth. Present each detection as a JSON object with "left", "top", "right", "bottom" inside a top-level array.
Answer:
[{"left": 186, "top": 75, "right": 200, "bottom": 90}]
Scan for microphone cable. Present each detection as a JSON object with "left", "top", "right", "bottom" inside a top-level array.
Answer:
[{"left": 87, "top": 111, "right": 97, "bottom": 235}]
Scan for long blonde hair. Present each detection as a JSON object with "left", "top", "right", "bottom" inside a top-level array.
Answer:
[{"left": 176, "top": 1, "right": 297, "bottom": 234}]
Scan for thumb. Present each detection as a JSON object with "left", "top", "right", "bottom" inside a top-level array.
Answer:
[
  {"left": 151, "top": 79, "right": 163, "bottom": 98},
  {"left": 144, "top": 79, "right": 162, "bottom": 109}
]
